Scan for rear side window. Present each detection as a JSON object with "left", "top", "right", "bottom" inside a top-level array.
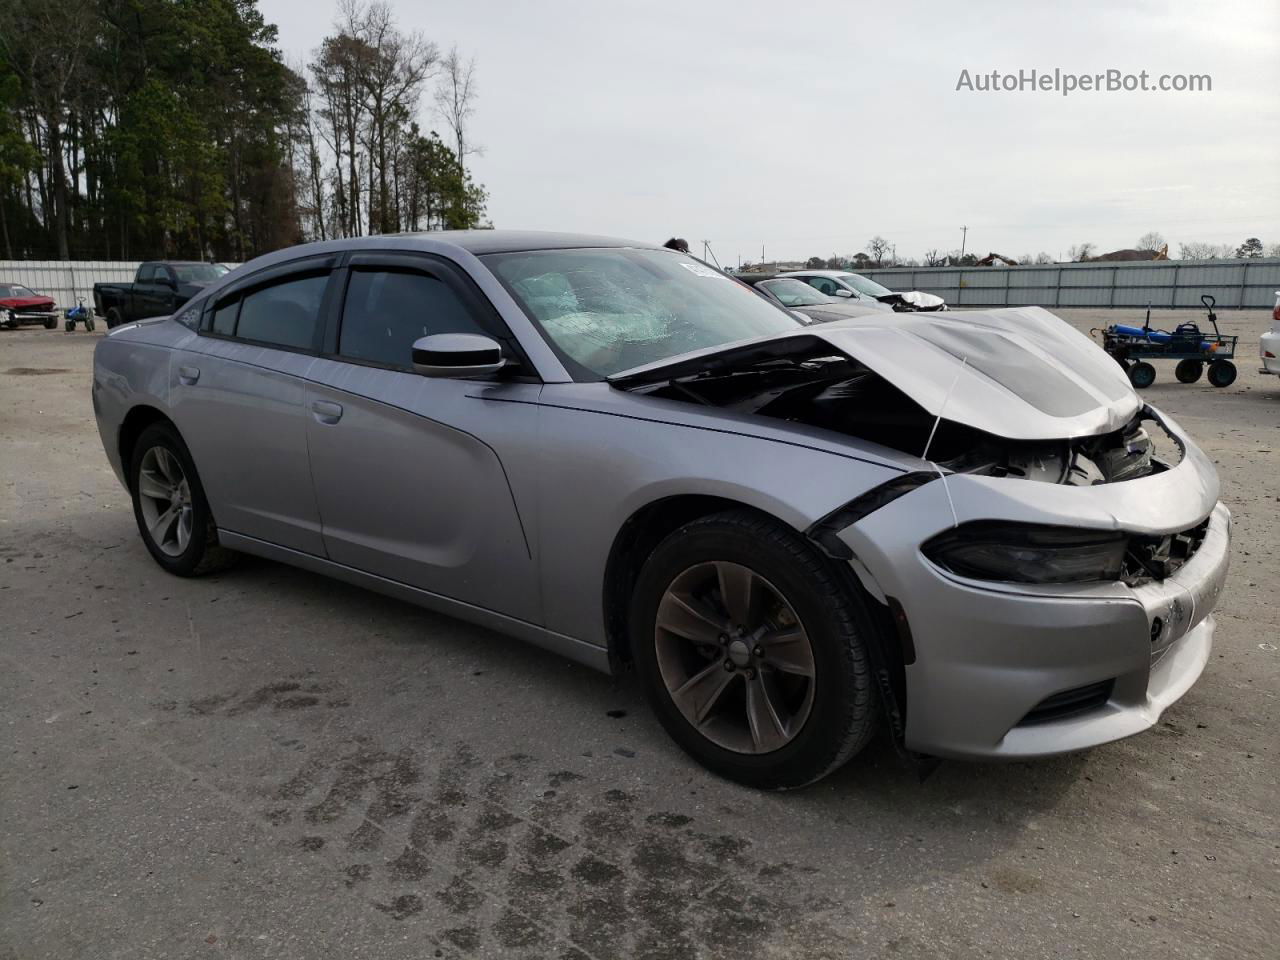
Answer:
[
  {"left": 137, "top": 265, "right": 155, "bottom": 283},
  {"left": 338, "top": 269, "right": 487, "bottom": 368},
  {"left": 235, "top": 274, "right": 328, "bottom": 350}
]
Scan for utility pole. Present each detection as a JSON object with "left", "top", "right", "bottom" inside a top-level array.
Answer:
[
  {"left": 960, "top": 225, "right": 968, "bottom": 259},
  {"left": 701, "top": 240, "right": 722, "bottom": 270}
]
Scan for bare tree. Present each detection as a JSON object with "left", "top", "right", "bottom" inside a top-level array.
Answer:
[
  {"left": 922, "top": 248, "right": 943, "bottom": 267},
  {"left": 1178, "top": 241, "right": 1224, "bottom": 260},
  {"left": 350, "top": 1, "right": 438, "bottom": 234},
  {"left": 1137, "top": 231, "right": 1165, "bottom": 252},
  {"left": 434, "top": 45, "right": 479, "bottom": 175},
  {"left": 867, "top": 235, "right": 891, "bottom": 266},
  {"left": 1068, "top": 242, "right": 1095, "bottom": 262},
  {"left": 1034, "top": 252, "right": 1055, "bottom": 264}
]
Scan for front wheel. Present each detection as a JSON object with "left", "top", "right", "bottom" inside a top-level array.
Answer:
[
  {"left": 85, "top": 316, "right": 95, "bottom": 332},
  {"left": 1207, "top": 359, "right": 1237, "bottom": 388},
  {"left": 1128, "top": 361, "right": 1156, "bottom": 389},
  {"left": 630, "top": 510, "right": 878, "bottom": 790},
  {"left": 129, "top": 422, "right": 236, "bottom": 576},
  {"left": 44, "top": 316, "right": 57, "bottom": 329},
  {"left": 1175, "top": 359, "right": 1203, "bottom": 383}
]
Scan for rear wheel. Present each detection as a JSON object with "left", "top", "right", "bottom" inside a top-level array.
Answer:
[
  {"left": 129, "top": 421, "right": 236, "bottom": 577},
  {"left": 1174, "top": 359, "right": 1203, "bottom": 383},
  {"left": 1207, "top": 359, "right": 1237, "bottom": 388},
  {"left": 630, "top": 510, "right": 878, "bottom": 790},
  {"left": 106, "top": 307, "right": 123, "bottom": 329},
  {"left": 1128, "top": 361, "right": 1156, "bottom": 389},
  {"left": 85, "top": 316, "right": 95, "bottom": 332}
]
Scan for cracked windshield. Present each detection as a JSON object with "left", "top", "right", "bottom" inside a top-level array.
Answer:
[{"left": 486, "top": 248, "right": 801, "bottom": 377}]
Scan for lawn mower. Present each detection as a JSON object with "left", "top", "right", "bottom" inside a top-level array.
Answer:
[
  {"left": 1097, "top": 295, "right": 1237, "bottom": 389},
  {"left": 64, "top": 297, "right": 95, "bottom": 332}
]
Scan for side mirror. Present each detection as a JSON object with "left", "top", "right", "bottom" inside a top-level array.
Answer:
[
  {"left": 411, "top": 333, "right": 507, "bottom": 378},
  {"left": 833, "top": 288, "right": 854, "bottom": 298}
]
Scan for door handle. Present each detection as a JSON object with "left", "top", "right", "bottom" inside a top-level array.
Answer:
[
  {"left": 177, "top": 365, "right": 200, "bottom": 385},
  {"left": 311, "top": 400, "right": 343, "bottom": 425}
]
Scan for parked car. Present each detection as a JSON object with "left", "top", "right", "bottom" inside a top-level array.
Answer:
[
  {"left": 0, "top": 282, "right": 59, "bottom": 329},
  {"left": 782, "top": 269, "right": 948, "bottom": 311},
  {"left": 1261, "top": 290, "right": 1280, "bottom": 377},
  {"left": 738, "top": 275, "right": 892, "bottom": 322},
  {"left": 94, "top": 261, "right": 229, "bottom": 329},
  {"left": 93, "top": 231, "right": 1229, "bottom": 789}
]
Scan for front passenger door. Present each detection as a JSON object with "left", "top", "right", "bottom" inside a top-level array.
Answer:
[{"left": 304, "top": 254, "right": 542, "bottom": 624}]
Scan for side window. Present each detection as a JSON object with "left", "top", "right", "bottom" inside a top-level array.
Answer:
[
  {"left": 137, "top": 264, "right": 155, "bottom": 284},
  {"left": 235, "top": 273, "right": 328, "bottom": 350},
  {"left": 338, "top": 269, "right": 487, "bottom": 368},
  {"left": 211, "top": 299, "right": 239, "bottom": 336},
  {"left": 808, "top": 277, "right": 836, "bottom": 296}
]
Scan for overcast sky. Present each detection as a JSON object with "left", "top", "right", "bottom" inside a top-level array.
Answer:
[{"left": 260, "top": 0, "right": 1278, "bottom": 264}]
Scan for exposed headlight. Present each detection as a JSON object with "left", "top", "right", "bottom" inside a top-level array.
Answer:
[{"left": 922, "top": 521, "right": 1126, "bottom": 584}]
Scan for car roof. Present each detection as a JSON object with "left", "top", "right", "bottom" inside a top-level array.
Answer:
[{"left": 421, "top": 230, "right": 658, "bottom": 255}]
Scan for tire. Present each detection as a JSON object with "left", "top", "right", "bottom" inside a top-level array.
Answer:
[
  {"left": 629, "top": 509, "right": 878, "bottom": 790},
  {"left": 1128, "top": 361, "right": 1156, "bottom": 389},
  {"left": 129, "top": 421, "right": 237, "bottom": 577},
  {"left": 65, "top": 319, "right": 75, "bottom": 332},
  {"left": 1174, "top": 359, "right": 1203, "bottom": 384},
  {"left": 85, "top": 317, "right": 95, "bottom": 332},
  {"left": 44, "top": 316, "right": 57, "bottom": 329},
  {"left": 106, "top": 308, "right": 123, "bottom": 329},
  {"left": 1207, "top": 359, "right": 1237, "bottom": 388}
]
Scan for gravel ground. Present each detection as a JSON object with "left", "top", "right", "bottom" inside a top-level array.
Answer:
[{"left": 1, "top": 307, "right": 1277, "bottom": 960}]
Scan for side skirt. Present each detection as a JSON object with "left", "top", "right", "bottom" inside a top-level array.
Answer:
[{"left": 217, "top": 530, "right": 612, "bottom": 674}]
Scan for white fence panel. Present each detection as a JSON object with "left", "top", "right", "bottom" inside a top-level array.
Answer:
[{"left": 0, "top": 260, "right": 243, "bottom": 311}]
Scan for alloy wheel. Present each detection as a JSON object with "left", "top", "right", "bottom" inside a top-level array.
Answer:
[
  {"left": 137, "top": 446, "right": 194, "bottom": 558},
  {"left": 654, "top": 561, "right": 816, "bottom": 754}
]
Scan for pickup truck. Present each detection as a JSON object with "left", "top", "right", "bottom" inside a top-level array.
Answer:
[{"left": 94, "top": 261, "right": 229, "bottom": 329}]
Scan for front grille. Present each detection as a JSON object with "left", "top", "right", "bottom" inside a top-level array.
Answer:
[
  {"left": 1018, "top": 679, "right": 1114, "bottom": 726},
  {"left": 1122, "top": 518, "right": 1209, "bottom": 585}
]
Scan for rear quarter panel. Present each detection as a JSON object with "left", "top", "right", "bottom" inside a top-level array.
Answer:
[{"left": 92, "top": 321, "right": 184, "bottom": 485}]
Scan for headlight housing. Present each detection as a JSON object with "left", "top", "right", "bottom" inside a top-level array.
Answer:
[{"left": 922, "top": 521, "right": 1126, "bottom": 584}]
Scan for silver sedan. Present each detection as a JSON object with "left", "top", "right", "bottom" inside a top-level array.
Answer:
[{"left": 93, "top": 231, "right": 1229, "bottom": 788}]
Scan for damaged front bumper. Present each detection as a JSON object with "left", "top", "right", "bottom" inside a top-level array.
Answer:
[{"left": 836, "top": 408, "right": 1229, "bottom": 760}]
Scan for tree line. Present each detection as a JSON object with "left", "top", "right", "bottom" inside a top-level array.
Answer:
[
  {"left": 762, "top": 232, "right": 1278, "bottom": 272},
  {"left": 0, "top": 0, "right": 486, "bottom": 263}
]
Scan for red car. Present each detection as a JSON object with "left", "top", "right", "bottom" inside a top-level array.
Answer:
[{"left": 0, "top": 283, "right": 59, "bottom": 329}]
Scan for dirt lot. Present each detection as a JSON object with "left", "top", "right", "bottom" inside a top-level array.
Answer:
[{"left": 1, "top": 308, "right": 1277, "bottom": 960}]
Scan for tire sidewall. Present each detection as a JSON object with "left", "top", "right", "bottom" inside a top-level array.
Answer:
[
  {"left": 629, "top": 515, "right": 874, "bottom": 789},
  {"left": 129, "top": 422, "right": 213, "bottom": 576}
]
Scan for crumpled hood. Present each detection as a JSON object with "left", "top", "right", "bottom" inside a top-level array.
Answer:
[
  {"left": 611, "top": 306, "right": 1141, "bottom": 441},
  {"left": 1, "top": 296, "right": 56, "bottom": 311}
]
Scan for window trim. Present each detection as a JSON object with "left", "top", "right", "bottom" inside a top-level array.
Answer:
[
  {"left": 321, "top": 250, "right": 539, "bottom": 382},
  {"left": 198, "top": 254, "right": 338, "bottom": 356}
]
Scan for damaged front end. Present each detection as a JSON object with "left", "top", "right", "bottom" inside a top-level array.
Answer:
[
  {"left": 610, "top": 312, "right": 1209, "bottom": 589},
  {"left": 611, "top": 330, "right": 1176, "bottom": 486}
]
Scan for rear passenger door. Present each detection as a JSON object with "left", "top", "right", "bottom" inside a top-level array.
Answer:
[
  {"left": 170, "top": 256, "right": 336, "bottom": 555},
  {"left": 304, "top": 252, "right": 542, "bottom": 623}
]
